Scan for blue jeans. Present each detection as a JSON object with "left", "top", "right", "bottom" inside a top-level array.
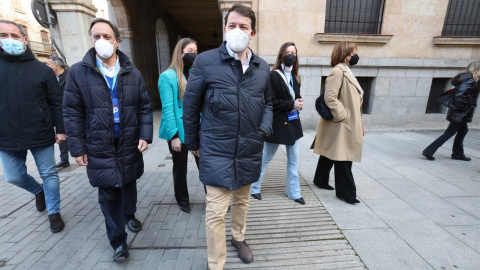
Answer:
[
  {"left": 251, "top": 140, "right": 302, "bottom": 200},
  {"left": 0, "top": 145, "right": 61, "bottom": 214}
]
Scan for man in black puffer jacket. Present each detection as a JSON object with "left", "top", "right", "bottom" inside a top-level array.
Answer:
[
  {"left": 63, "top": 19, "right": 153, "bottom": 262},
  {"left": 0, "top": 20, "right": 66, "bottom": 233},
  {"left": 183, "top": 5, "right": 272, "bottom": 269}
]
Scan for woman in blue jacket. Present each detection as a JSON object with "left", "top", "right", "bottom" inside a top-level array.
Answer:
[{"left": 158, "top": 38, "right": 198, "bottom": 213}]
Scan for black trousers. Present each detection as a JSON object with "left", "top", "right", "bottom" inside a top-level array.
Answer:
[
  {"left": 423, "top": 122, "right": 468, "bottom": 158},
  {"left": 167, "top": 141, "right": 201, "bottom": 207},
  {"left": 59, "top": 139, "right": 69, "bottom": 162},
  {"left": 98, "top": 180, "right": 137, "bottom": 249},
  {"left": 313, "top": 155, "right": 356, "bottom": 200}
]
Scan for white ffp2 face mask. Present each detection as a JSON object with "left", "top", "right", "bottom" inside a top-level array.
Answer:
[
  {"left": 94, "top": 39, "right": 116, "bottom": 59},
  {"left": 225, "top": 28, "right": 252, "bottom": 52}
]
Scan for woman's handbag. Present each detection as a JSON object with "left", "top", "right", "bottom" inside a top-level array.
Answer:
[
  {"left": 315, "top": 72, "right": 344, "bottom": 120},
  {"left": 437, "top": 88, "right": 457, "bottom": 109}
]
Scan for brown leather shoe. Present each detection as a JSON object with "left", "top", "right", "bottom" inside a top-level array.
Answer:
[{"left": 231, "top": 238, "right": 253, "bottom": 263}]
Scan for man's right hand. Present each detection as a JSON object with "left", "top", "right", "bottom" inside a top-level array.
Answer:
[
  {"left": 75, "top": 154, "right": 88, "bottom": 166},
  {"left": 190, "top": 149, "right": 199, "bottom": 157}
]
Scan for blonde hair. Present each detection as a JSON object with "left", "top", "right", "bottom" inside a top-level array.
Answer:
[
  {"left": 466, "top": 60, "right": 480, "bottom": 84},
  {"left": 167, "top": 37, "right": 197, "bottom": 99}
]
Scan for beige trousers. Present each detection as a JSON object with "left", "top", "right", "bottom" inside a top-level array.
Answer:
[{"left": 205, "top": 184, "right": 251, "bottom": 270}]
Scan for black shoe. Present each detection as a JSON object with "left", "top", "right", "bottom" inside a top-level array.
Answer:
[
  {"left": 251, "top": 193, "right": 262, "bottom": 200},
  {"left": 113, "top": 243, "right": 129, "bottom": 262},
  {"left": 127, "top": 218, "right": 142, "bottom": 233},
  {"left": 345, "top": 198, "right": 361, "bottom": 204},
  {"left": 55, "top": 160, "right": 70, "bottom": 168},
  {"left": 337, "top": 195, "right": 360, "bottom": 204},
  {"left": 35, "top": 189, "right": 46, "bottom": 212},
  {"left": 48, "top": 213, "right": 65, "bottom": 233},
  {"left": 180, "top": 205, "right": 191, "bottom": 213},
  {"left": 314, "top": 182, "right": 334, "bottom": 190},
  {"left": 422, "top": 152, "right": 435, "bottom": 161},
  {"left": 294, "top": 197, "right": 305, "bottom": 205},
  {"left": 452, "top": 155, "right": 471, "bottom": 161}
]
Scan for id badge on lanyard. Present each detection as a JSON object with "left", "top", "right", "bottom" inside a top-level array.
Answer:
[
  {"left": 97, "top": 60, "right": 120, "bottom": 123},
  {"left": 283, "top": 71, "right": 299, "bottom": 121}
]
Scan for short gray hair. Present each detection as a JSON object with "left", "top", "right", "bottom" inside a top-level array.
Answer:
[
  {"left": 0, "top": 20, "right": 27, "bottom": 37},
  {"left": 48, "top": 55, "right": 66, "bottom": 69}
]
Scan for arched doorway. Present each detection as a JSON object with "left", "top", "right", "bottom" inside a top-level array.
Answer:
[{"left": 156, "top": 18, "right": 170, "bottom": 74}]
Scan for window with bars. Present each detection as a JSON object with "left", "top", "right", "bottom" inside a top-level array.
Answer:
[
  {"left": 442, "top": 0, "right": 480, "bottom": 36},
  {"left": 325, "top": 0, "right": 386, "bottom": 34},
  {"left": 425, "top": 78, "right": 451, "bottom": 114},
  {"left": 321, "top": 76, "right": 375, "bottom": 114}
]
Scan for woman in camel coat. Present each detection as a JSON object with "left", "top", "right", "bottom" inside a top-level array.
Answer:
[{"left": 312, "top": 41, "right": 363, "bottom": 204}]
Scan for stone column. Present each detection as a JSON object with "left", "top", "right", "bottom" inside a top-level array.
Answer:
[
  {"left": 106, "top": 0, "right": 134, "bottom": 63},
  {"left": 49, "top": 0, "right": 97, "bottom": 65}
]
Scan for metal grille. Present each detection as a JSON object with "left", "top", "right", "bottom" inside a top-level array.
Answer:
[
  {"left": 426, "top": 78, "right": 450, "bottom": 114},
  {"left": 325, "top": 0, "right": 386, "bottom": 34},
  {"left": 320, "top": 76, "right": 374, "bottom": 115},
  {"left": 442, "top": 0, "right": 480, "bottom": 36}
]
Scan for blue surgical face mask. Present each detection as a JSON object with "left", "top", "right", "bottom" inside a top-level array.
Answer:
[{"left": 0, "top": 38, "right": 26, "bottom": 56}]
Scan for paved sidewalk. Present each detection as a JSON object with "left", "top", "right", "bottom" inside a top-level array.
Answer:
[
  {"left": 1, "top": 109, "right": 480, "bottom": 269},
  {"left": 299, "top": 128, "right": 480, "bottom": 270}
]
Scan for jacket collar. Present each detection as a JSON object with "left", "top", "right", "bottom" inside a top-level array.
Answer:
[
  {"left": 0, "top": 46, "right": 36, "bottom": 62},
  {"left": 335, "top": 63, "right": 361, "bottom": 93},
  {"left": 218, "top": 41, "right": 260, "bottom": 67},
  {"left": 82, "top": 47, "right": 133, "bottom": 71},
  {"left": 58, "top": 69, "right": 68, "bottom": 86}
]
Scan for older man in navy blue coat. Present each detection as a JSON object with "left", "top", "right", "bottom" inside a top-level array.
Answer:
[{"left": 63, "top": 19, "right": 153, "bottom": 262}]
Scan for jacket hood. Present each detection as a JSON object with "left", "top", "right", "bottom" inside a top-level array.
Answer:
[
  {"left": 0, "top": 46, "right": 36, "bottom": 62},
  {"left": 82, "top": 47, "right": 134, "bottom": 70}
]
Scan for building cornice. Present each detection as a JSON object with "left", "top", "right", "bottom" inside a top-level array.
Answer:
[
  {"left": 433, "top": 36, "right": 480, "bottom": 47},
  {"left": 315, "top": 33, "right": 393, "bottom": 46},
  {"left": 49, "top": 0, "right": 98, "bottom": 17}
]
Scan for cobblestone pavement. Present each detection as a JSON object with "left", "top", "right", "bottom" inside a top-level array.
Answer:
[{"left": 1, "top": 110, "right": 480, "bottom": 269}]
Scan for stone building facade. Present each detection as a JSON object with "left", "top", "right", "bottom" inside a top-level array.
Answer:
[
  {"left": 0, "top": 0, "right": 54, "bottom": 62},
  {"left": 23, "top": 0, "right": 480, "bottom": 130}
]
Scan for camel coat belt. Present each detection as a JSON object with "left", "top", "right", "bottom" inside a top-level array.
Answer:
[{"left": 313, "top": 63, "right": 363, "bottom": 162}]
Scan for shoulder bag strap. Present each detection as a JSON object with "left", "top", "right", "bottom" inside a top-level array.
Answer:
[{"left": 274, "top": 69, "right": 289, "bottom": 87}]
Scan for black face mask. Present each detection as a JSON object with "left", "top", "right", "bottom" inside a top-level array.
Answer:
[
  {"left": 349, "top": 54, "right": 359, "bottom": 66},
  {"left": 284, "top": 54, "right": 296, "bottom": 67},
  {"left": 183, "top": 53, "right": 196, "bottom": 67}
]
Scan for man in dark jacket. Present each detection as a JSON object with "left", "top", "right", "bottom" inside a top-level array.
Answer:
[
  {"left": 47, "top": 55, "right": 70, "bottom": 168},
  {"left": 183, "top": 5, "right": 272, "bottom": 269},
  {"left": 0, "top": 20, "right": 66, "bottom": 233},
  {"left": 63, "top": 18, "right": 153, "bottom": 262}
]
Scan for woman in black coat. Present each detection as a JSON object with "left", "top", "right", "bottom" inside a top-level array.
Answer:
[
  {"left": 250, "top": 42, "right": 305, "bottom": 204},
  {"left": 423, "top": 60, "right": 480, "bottom": 161}
]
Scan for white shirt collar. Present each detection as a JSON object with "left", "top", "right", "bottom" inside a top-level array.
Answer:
[
  {"left": 281, "top": 63, "right": 293, "bottom": 74},
  {"left": 96, "top": 53, "right": 119, "bottom": 77},
  {"left": 226, "top": 44, "right": 252, "bottom": 73}
]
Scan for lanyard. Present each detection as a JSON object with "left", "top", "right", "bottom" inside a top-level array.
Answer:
[
  {"left": 282, "top": 71, "right": 295, "bottom": 98},
  {"left": 96, "top": 59, "right": 120, "bottom": 94}
]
